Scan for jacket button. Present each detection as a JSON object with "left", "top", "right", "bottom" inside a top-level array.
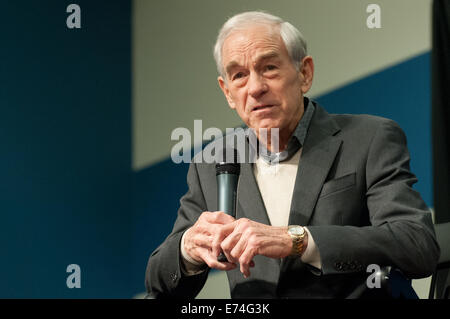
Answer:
[
  {"left": 170, "top": 273, "right": 178, "bottom": 282},
  {"left": 334, "top": 262, "right": 343, "bottom": 270}
]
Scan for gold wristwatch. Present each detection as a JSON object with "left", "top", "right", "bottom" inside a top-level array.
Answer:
[{"left": 287, "top": 225, "right": 308, "bottom": 256}]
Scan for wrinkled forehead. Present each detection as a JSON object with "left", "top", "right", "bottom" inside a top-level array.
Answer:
[{"left": 221, "top": 24, "right": 285, "bottom": 65}]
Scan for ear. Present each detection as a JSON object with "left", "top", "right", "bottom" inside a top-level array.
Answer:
[
  {"left": 299, "top": 56, "right": 314, "bottom": 94},
  {"left": 218, "top": 76, "right": 236, "bottom": 109}
]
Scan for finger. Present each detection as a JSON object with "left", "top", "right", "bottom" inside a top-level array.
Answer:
[
  {"left": 184, "top": 236, "right": 216, "bottom": 264},
  {"left": 239, "top": 247, "right": 256, "bottom": 278},
  {"left": 220, "top": 226, "right": 244, "bottom": 263},
  {"left": 190, "top": 221, "right": 217, "bottom": 237},
  {"left": 200, "top": 249, "right": 237, "bottom": 271},
  {"left": 203, "top": 211, "right": 235, "bottom": 225},
  {"left": 211, "top": 222, "right": 238, "bottom": 258},
  {"left": 192, "top": 233, "right": 214, "bottom": 249},
  {"left": 228, "top": 231, "right": 247, "bottom": 262},
  {"left": 221, "top": 220, "right": 252, "bottom": 262},
  {"left": 193, "top": 222, "right": 226, "bottom": 246},
  {"left": 214, "top": 211, "right": 236, "bottom": 224},
  {"left": 211, "top": 235, "right": 222, "bottom": 259}
]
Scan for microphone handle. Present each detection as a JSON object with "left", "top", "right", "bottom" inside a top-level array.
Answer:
[
  {"left": 217, "top": 173, "right": 238, "bottom": 216},
  {"left": 216, "top": 173, "right": 238, "bottom": 263}
]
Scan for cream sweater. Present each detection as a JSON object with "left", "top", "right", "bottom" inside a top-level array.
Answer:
[{"left": 253, "top": 148, "right": 321, "bottom": 269}]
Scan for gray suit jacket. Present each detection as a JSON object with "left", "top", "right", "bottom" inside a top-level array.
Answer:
[{"left": 145, "top": 102, "right": 440, "bottom": 298}]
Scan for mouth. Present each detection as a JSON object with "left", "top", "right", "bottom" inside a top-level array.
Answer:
[{"left": 251, "top": 104, "right": 274, "bottom": 112}]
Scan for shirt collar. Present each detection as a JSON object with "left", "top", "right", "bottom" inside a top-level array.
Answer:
[{"left": 245, "top": 97, "right": 315, "bottom": 164}]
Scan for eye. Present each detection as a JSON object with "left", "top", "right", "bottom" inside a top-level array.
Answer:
[
  {"left": 265, "top": 65, "right": 277, "bottom": 71},
  {"left": 232, "top": 72, "right": 245, "bottom": 80}
]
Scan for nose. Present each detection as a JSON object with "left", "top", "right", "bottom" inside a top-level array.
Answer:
[{"left": 247, "top": 73, "right": 268, "bottom": 99}]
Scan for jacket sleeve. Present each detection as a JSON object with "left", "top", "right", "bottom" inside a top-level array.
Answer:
[
  {"left": 145, "top": 162, "right": 210, "bottom": 298},
  {"left": 307, "top": 119, "right": 440, "bottom": 279}
]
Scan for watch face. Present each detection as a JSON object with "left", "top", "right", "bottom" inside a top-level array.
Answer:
[{"left": 289, "top": 226, "right": 304, "bottom": 236}]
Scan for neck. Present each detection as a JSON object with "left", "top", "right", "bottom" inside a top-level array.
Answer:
[{"left": 257, "top": 109, "right": 305, "bottom": 153}]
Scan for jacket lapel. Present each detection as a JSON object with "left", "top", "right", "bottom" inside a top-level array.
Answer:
[
  {"left": 288, "top": 104, "right": 342, "bottom": 227},
  {"left": 236, "top": 161, "right": 271, "bottom": 225}
]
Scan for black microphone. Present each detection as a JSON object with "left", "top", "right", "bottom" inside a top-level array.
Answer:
[{"left": 215, "top": 147, "right": 240, "bottom": 262}]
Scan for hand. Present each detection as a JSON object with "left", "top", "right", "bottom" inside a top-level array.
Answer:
[
  {"left": 217, "top": 218, "right": 292, "bottom": 278},
  {"left": 183, "top": 211, "right": 237, "bottom": 271}
]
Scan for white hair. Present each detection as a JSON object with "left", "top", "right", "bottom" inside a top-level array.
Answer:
[{"left": 213, "top": 11, "right": 308, "bottom": 78}]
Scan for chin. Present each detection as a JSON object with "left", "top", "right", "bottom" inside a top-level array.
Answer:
[{"left": 255, "top": 120, "right": 281, "bottom": 131}]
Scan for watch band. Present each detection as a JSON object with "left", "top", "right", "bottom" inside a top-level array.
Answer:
[{"left": 288, "top": 226, "right": 308, "bottom": 256}]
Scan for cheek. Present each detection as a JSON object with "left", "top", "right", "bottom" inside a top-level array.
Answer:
[
  {"left": 284, "top": 81, "right": 302, "bottom": 104},
  {"left": 232, "top": 90, "right": 248, "bottom": 113}
]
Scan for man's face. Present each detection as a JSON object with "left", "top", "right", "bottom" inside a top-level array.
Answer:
[{"left": 218, "top": 24, "right": 313, "bottom": 137}]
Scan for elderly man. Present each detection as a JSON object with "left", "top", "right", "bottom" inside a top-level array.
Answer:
[{"left": 145, "top": 11, "right": 439, "bottom": 298}]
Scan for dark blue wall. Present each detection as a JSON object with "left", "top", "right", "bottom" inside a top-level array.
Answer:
[
  {"left": 0, "top": 1, "right": 132, "bottom": 297},
  {"left": 132, "top": 161, "right": 190, "bottom": 293}
]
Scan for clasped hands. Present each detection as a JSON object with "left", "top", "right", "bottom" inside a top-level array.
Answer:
[{"left": 183, "top": 211, "right": 292, "bottom": 278}]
